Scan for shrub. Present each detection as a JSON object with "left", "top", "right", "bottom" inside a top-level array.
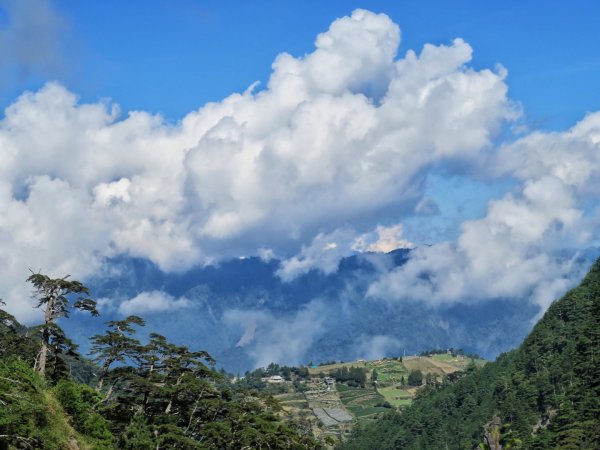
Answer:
[
  {"left": 53, "top": 380, "right": 115, "bottom": 445},
  {"left": 407, "top": 369, "right": 423, "bottom": 386}
]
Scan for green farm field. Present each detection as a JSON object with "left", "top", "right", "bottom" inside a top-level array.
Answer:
[{"left": 376, "top": 386, "right": 413, "bottom": 408}]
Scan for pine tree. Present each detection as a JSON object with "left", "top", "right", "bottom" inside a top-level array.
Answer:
[
  {"left": 90, "top": 315, "right": 145, "bottom": 391},
  {"left": 27, "top": 272, "right": 98, "bottom": 376}
]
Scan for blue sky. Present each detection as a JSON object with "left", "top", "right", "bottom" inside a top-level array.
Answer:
[
  {"left": 2, "top": 1, "right": 600, "bottom": 130},
  {"left": 2, "top": 1, "right": 600, "bottom": 322}
]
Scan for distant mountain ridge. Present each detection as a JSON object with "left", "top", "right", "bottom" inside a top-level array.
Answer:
[{"left": 58, "top": 248, "right": 560, "bottom": 373}]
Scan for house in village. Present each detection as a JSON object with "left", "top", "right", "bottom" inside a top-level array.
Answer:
[
  {"left": 263, "top": 375, "right": 284, "bottom": 383},
  {"left": 324, "top": 377, "right": 335, "bottom": 390}
]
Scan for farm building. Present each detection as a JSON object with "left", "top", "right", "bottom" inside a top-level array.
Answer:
[{"left": 266, "top": 375, "right": 284, "bottom": 383}]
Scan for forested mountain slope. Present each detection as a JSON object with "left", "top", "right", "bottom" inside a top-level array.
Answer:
[{"left": 341, "top": 259, "right": 600, "bottom": 449}]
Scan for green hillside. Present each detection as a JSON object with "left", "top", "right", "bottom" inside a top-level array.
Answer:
[{"left": 341, "top": 259, "right": 600, "bottom": 449}]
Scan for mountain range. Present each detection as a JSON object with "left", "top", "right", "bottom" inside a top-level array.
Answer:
[{"left": 61, "top": 248, "right": 597, "bottom": 373}]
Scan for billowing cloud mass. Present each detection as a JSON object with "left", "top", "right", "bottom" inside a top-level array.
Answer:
[
  {"left": 3, "top": 7, "right": 598, "bottom": 328},
  {"left": 0, "top": 9, "right": 519, "bottom": 321},
  {"left": 277, "top": 224, "right": 413, "bottom": 281},
  {"left": 353, "top": 224, "right": 414, "bottom": 253},
  {"left": 277, "top": 228, "right": 360, "bottom": 281},
  {"left": 369, "top": 112, "right": 600, "bottom": 311}
]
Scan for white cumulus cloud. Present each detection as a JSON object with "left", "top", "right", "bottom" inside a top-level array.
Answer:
[
  {"left": 276, "top": 227, "right": 358, "bottom": 281},
  {"left": 118, "top": 291, "right": 190, "bottom": 316},
  {"left": 353, "top": 224, "right": 413, "bottom": 253},
  {"left": 369, "top": 112, "right": 600, "bottom": 312},
  {"left": 277, "top": 223, "right": 413, "bottom": 281},
  {"left": 0, "top": 9, "right": 516, "bottom": 322}
]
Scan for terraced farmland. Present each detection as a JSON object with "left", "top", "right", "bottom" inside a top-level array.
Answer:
[
  {"left": 337, "top": 384, "right": 390, "bottom": 419},
  {"left": 377, "top": 385, "right": 413, "bottom": 407},
  {"left": 273, "top": 356, "right": 487, "bottom": 446},
  {"left": 402, "top": 355, "right": 455, "bottom": 377},
  {"left": 364, "top": 359, "right": 406, "bottom": 383}
]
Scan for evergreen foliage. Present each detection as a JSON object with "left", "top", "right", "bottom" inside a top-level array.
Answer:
[
  {"left": 329, "top": 366, "right": 367, "bottom": 387},
  {"left": 407, "top": 369, "right": 423, "bottom": 387},
  {"left": 89, "top": 315, "right": 146, "bottom": 391},
  {"left": 341, "top": 259, "right": 600, "bottom": 449},
  {"left": 0, "top": 279, "right": 320, "bottom": 449},
  {"left": 0, "top": 299, "right": 38, "bottom": 364},
  {"left": 27, "top": 273, "right": 98, "bottom": 376}
]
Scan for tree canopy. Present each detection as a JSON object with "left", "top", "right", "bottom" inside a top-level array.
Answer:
[{"left": 27, "top": 272, "right": 98, "bottom": 376}]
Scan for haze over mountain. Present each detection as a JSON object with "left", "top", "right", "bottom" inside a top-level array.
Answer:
[{"left": 59, "top": 246, "right": 596, "bottom": 373}]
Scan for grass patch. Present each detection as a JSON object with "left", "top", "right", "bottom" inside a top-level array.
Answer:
[
  {"left": 335, "top": 383, "right": 354, "bottom": 393},
  {"left": 377, "top": 386, "right": 413, "bottom": 408},
  {"left": 276, "top": 393, "right": 305, "bottom": 402}
]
